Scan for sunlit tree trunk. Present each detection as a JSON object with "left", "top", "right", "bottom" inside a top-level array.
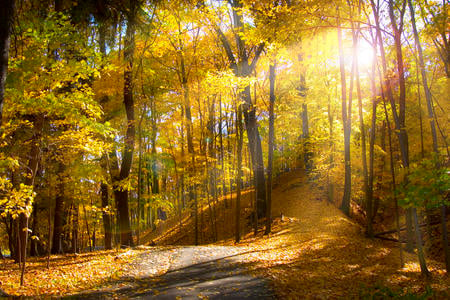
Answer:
[
  {"left": 370, "top": 0, "right": 415, "bottom": 253},
  {"left": 351, "top": 14, "right": 371, "bottom": 236},
  {"left": 337, "top": 9, "right": 352, "bottom": 216},
  {"left": 219, "top": 95, "right": 228, "bottom": 207},
  {"left": 207, "top": 96, "right": 218, "bottom": 240},
  {"left": 380, "top": 84, "right": 404, "bottom": 267},
  {"left": 327, "top": 101, "right": 334, "bottom": 203},
  {"left": 265, "top": 62, "right": 276, "bottom": 235},
  {"left": 387, "top": 0, "right": 425, "bottom": 266},
  {"left": 136, "top": 106, "right": 146, "bottom": 245},
  {"left": 235, "top": 104, "right": 243, "bottom": 243},
  {"left": 408, "top": 0, "right": 449, "bottom": 271},
  {"left": 301, "top": 104, "right": 312, "bottom": 172}
]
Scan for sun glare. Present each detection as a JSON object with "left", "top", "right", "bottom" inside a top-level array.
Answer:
[{"left": 357, "top": 39, "right": 375, "bottom": 70}]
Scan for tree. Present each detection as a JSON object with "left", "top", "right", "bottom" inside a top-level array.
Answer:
[
  {"left": 337, "top": 5, "right": 353, "bottom": 216},
  {"left": 408, "top": 0, "right": 449, "bottom": 272},
  {"left": 215, "top": 0, "right": 267, "bottom": 219},
  {"left": 265, "top": 62, "right": 275, "bottom": 235},
  {"left": 111, "top": 0, "right": 139, "bottom": 247},
  {"left": 0, "top": 0, "right": 15, "bottom": 126}
]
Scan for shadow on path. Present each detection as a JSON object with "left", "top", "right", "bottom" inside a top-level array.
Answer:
[{"left": 65, "top": 246, "right": 276, "bottom": 299}]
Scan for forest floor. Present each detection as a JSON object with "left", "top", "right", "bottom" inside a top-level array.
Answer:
[
  {"left": 215, "top": 170, "right": 450, "bottom": 298},
  {"left": 155, "top": 169, "right": 450, "bottom": 298},
  {"left": 1, "top": 169, "right": 449, "bottom": 298}
]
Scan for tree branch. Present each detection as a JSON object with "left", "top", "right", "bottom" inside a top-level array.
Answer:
[
  {"left": 216, "top": 26, "right": 237, "bottom": 72},
  {"left": 249, "top": 43, "right": 265, "bottom": 74}
]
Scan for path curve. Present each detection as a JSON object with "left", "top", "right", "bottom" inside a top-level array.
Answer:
[{"left": 67, "top": 246, "right": 275, "bottom": 299}]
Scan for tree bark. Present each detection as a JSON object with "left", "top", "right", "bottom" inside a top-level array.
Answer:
[
  {"left": 408, "top": 0, "right": 449, "bottom": 271},
  {"left": 235, "top": 104, "right": 243, "bottom": 243},
  {"left": 18, "top": 115, "right": 43, "bottom": 267},
  {"left": 217, "top": 0, "right": 266, "bottom": 219},
  {"left": 136, "top": 106, "right": 146, "bottom": 245},
  {"left": 29, "top": 202, "right": 39, "bottom": 257},
  {"left": 112, "top": 2, "right": 137, "bottom": 247},
  {"left": 301, "top": 104, "right": 312, "bottom": 173},
  {"left": 101, "top": 181, "right": 112, "bottom": 250},
  {"left": 371, "top": 0, "right": 415, "bottom": 252},
  {"left": 71, "top": 204, "right": 78, "bottom": 253},
  {"left": 0, "top": 0, "right": 15, "bottom": 126},
  {"left": 387, "top": 0, "right": 420, "bottom": 258},
  {"left": 337, "top": 9, "right": 352, "bottom": 216},
  {"left": 265, "top": 63, "right": 275, "bottom": 235},
  {"left": 352, "top": 18, "right": 371, "bottom": 236},
  {"left": 381, "top": 85, "right": 404, "bottom": 267}
]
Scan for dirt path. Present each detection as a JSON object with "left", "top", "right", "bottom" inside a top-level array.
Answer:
[
  {"left": 144, "top": 246, "right": 275, "bottom": 299},
  {"left": 67, "top": 246, "right": 275, "bottom": 299}
]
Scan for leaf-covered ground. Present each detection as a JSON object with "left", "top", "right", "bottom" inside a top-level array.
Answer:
[
  {"left": 2, "top": 170, "right": 449, "bottom": 298},
  {"left": 0, "top": 247, "right": 172, "bottom": 297},
  {"left": 216, "top": 171, "right": 450, "bottom": 298}
]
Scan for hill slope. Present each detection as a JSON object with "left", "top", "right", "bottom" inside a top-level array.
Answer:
[{"left": 156, "top": 169, "right": 450, "bottom": 298}]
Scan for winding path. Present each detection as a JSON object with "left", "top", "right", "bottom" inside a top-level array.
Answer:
[{"left": 68, "top": 246, "right": 275, "bottom": 299}]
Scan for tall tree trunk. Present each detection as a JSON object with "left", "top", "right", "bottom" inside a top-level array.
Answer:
[
  {"left": 381, "top": 86, "right": 404, "bottom": 267},
  {"left": 327, "top": 101, "right": 335, "bottom": 203},
  {"left": 151, "top": 110, "right": 159, "bottom": 196},
  {"left": 18, "top": 115, "right": 43, "bottom": 266},
  {"left": 5, "top": 217, "right": 16, "bottom": 261},
  {"left": 52, "top": 164, "right": 65, "bottom": 254},
  {"left": 178, "top": 44, "right": 197, "bottom": 244},
  {"left": 235, "top": 104, "right": 243, "bottom": 243},
  {"left": 352, "top": 19, "right": 371, "bottom": 236},
  {"left": 98, "top": 16, "right": 114, "bottom": 251},
  {"left": 301, "top": 104, "right": 312, "bottom": 173},
  {"left": 0, "top": 0, "right": 15, "bottom": 126},
  {"left": 112, "top": 2, "right": 137, "bottom": 247},
  {"left": 101, "top": 181, "right": 112, "bottom": 250},
  {"left": 72, "top": 205, "right": 78, "bottom": 253},
  {"left": 413, "top": 208, "right": 430, "bottom": 276},
  {"left": 387, "top": 0, "right": 422, "bottom": 261},
  {"left": 337, "top": 9, "right": 352, "bottom": 216},
  {"left": 217, "top": 0, "right": 266, "bottom": 219},
  {"left": 19, "top": 116, "right": 42, "bottom": 285},
  {"left": 29, "top": 202, "right": 39, "bottom": 257},
  {"left": 242, "top": 87, "right": 266, "bottom": 219},
  {"left": 371, "top": 0, "right": 415, "bottom": 252},
  {"left": 298, "top": 51, "right": 311, "bottom": 173},
  {"left": 136, "top": 107, "right": 146, "bottom": 245},
  {"left": 408, "top": 0, "right": 448, "bottom": 271},
  {"left": 83, "top": 202, "right": 92, "bottom": 252},
  {"left": 207, "top": 97, "right": 218, "bottom": 241},
  {"left": 219, "top": 95, "right": 228, "bottom": 206},
  {"left": 265, "top": 62, "right": 275, "bottom": 235}
]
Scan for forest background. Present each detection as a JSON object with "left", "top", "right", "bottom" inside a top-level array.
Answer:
[{"left": 0, "top": 0, "right": 448, "bottom": 293}]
